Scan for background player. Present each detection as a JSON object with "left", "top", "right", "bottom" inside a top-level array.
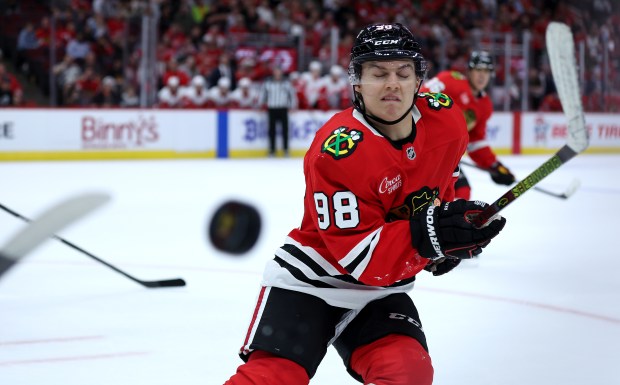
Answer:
[
  {"left": 422, "top": 51, "right": 516, "bottom": 199},
  {"left": 223, "top": 23, "right": 506, "bottom": 385}
]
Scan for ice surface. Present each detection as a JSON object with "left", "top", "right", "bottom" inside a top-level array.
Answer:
[{"left": 1, "top": 154, "right": 619, "bottom": 385}]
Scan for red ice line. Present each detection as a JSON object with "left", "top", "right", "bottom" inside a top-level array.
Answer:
[
  {"left": 0, "top": 351, "right": 149, "bottom": 366},
  {"left": 420, "top": 287, "right": 620, "bottom": 325},
  {"left": 0, "top": 335, "right": 104, "bottom": 346},
  {"left": 13, "top": 261, "right": 620, "bottom": 325}
]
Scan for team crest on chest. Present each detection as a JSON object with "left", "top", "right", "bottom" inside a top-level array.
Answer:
[
  {"left": 321, "top": 127, "right": 363, "bottom": 159},
  {"left": 420, "top": 92, "right": 453, "bottom": 111}
]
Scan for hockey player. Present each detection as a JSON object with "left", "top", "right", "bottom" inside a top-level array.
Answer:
[
  {"left": 156, "top": 76, "right": 183, "bottom": 108},
  {"left": 421, "top": 51, "right": 516, "bottom": 199},
  {"left": 223, "top": 23, "right": 506, "bottom": 385},
  {"left": 229, "top": 77, "right": 258, "bottom": 109},
  {"left": 181, "top": 75, "right": 211, "bottom": 108}
]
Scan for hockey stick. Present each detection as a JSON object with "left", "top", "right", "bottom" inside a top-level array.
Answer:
[
  {"left": 459, "top": 160, "right": 581, "bottom": 199},
  {"left": 0, "top": 201, "right": 186, "bottom": 288},
  {"left": 471, "top": 22, "right": 588, "bottom": 228},
  {"left": 1, "top": 193, "right": 110, "bottom": 279}
]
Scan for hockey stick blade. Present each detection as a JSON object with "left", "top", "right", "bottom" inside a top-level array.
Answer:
[
  {"left": 546, "top": 22, "right": 589, "bottom": 153},
  {"left": 0, "top": 193, "right": 110, "bottom": 279},
  {"left": 0, "top": 200, "right": 187, "bottom": 289},
  {"left": 470, "top": 22, "right": 589, "bottom": 227},
  {"left": 459, "top": 160, "right": 580, "bottom": 200}
]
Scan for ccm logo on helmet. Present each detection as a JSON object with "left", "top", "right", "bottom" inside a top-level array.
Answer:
[{"left": 374, "top": 39, "right": 399, "bottom": 45}]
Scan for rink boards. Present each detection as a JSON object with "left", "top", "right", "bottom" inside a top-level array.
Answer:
[{"left": 0, "top": 108, "right": 619, "bottom": 161}]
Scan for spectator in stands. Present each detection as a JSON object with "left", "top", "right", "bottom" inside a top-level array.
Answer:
[
  {"left": 259, "top": 64, "right": 297, "bottom": 157},
  {"left": 157, "top": 75, "right": 184, "bottom": 108},
  {"left": 181, "top": 74, "right": 211, "bottom": 108},
  {"left": 162, "top": 58, "right": 190, "bottom": 87},
  {"left": 288, "top": 71, "right": 308, "bottom": 109},
  {"left": 74, "top": 66, "right": 101, "bottom": 105},
  {"left": 0, "top": 63, "right": 21, "bottom": 93},
  {"left": 66, "top": 31, "right": 91, "bottom": 60},
  {"left": 527, "top": 66, "right": 547, "bottom": 110},
  {"left": 208, "top": 77, "right": 234, "bottom": 107},
  {"left": 91, "top": 76, "right": 121, "bottom": 107},
  {"left": 317, "top": 64, "right": 349, "bottom": 110},
  {"left": 121, "top": 85, "right": 140, "bottom": 108},
  {"left": 85, "top": 12, "right": 109, "bottom": 40},
  {"left": 301, "top": 60, "right": 323, "bottom": 108},
  {"left": 0, "top": 0, "right": 20, "bottom": 14},
  {"left": 207, "top": 52, "right": 236, "bottom": 90},
  {"left": 230, "top": 77, "right": 258, "bottom": 108},
  {"left": 35, "top": 16, "right": 51, "bottom": 47},
  {"left": 0, "top": 77, "right": 14, "bottom": 106},
  {"left": 17, "top": 22, "right": 39, "bottom": 52},
  {"left": 56, "top": 20, "right": 77, "bottom": 47},
  {"left": 52, "top": 54, "right": 83, "bottom": 106}
]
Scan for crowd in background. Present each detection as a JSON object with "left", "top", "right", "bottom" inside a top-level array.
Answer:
[{"left": 0, "top": 0, "right": 618, "bottom": 111}]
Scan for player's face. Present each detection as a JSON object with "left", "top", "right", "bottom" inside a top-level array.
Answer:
[
  {"left": 357, "top": 60, "right": 419, "bottom": 121},
  {"left": 468, "top": 68, "right": 491, "bottom": 93}
]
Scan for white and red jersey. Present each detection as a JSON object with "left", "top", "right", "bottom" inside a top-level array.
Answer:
[
  {"left": 208, "top": 86, "right": 234, "bottom": 107},
  {"left": 317, "top": 74, "right": 349, "bottom": 110},
  {"left": 229, "top": 87, "right": 258, "bottom": 109},
  {"left": 157, "top": 86, "right": 183, "bottom": 108},
  {"left": 300, "top": 72, "right": 324, "bottom": 107},
  {"left": 262, "top": 94, "right": 468, "bottom": 309},
  {"left": 180, "top": 85, "right": 211, "bottom": 108},
  {"left": 422, "top": 71, "right": 497, "bottom": 168}
]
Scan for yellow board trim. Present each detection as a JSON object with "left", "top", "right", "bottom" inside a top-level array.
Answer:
[
  {"left": 0, "top": 151, "right": 216, "bottom": 162},
  {"left": 228, "top": 149, "right": 307, "bottom": 158},
  {"left": 1, "top": 147, "right": 618, "bottom": 162}
]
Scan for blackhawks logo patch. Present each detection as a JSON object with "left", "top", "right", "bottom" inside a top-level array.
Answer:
[
  {"left": 420, "top": 92, "right": 453, "bottom": 111},
  {"left": 321, "top": 127, "right": 363, "bottom": 159}
]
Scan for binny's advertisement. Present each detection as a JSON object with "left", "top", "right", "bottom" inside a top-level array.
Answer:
[{"left": 0, "top": 109, "right": 217, "bottom": 155}]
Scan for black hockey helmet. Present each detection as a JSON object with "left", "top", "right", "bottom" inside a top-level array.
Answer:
[
  {"left": 468, "top": 50, "right": 495, "bottom": 71},
  {"left": 348, "top": 23, "right": 427, "bottom": 85}
]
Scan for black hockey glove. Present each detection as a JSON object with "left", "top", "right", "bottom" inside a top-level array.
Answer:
[
  {"left": 424, "top": 258, "right": 461, "bottom": 276},
  {"left": 489, "top": 161, "right": 516, "bottom": 185},
  {"left": 410, "top": 200, "right": 506, "bottom": 261}
]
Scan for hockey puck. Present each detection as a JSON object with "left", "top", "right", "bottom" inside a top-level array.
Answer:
[{"left": 208, "top": 200, "right": 261, "bottom": 255}]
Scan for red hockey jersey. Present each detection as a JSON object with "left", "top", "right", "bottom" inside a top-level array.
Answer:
[
  {"left": 262, "top": 94, "right": 468, "bottom": 309},
  {"left": 422, "top": 71, "right": 497, "bottom": 168}
]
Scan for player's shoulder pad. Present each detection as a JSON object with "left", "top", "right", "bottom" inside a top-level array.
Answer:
[
  {"left": 417, "top": 92, "right": 455, "bottom": 112},
  {"left": 448, "top": 70, "right": 466, "bottom": 80}
]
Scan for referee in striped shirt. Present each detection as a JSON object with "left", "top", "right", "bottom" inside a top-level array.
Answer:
[{"left": 259, "top": 65, "right": 298, "bottom": 157}]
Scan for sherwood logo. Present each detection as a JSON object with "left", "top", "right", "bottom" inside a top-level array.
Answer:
[{"left": 425, "top": 205, "right": 444, "bottom": 258}]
